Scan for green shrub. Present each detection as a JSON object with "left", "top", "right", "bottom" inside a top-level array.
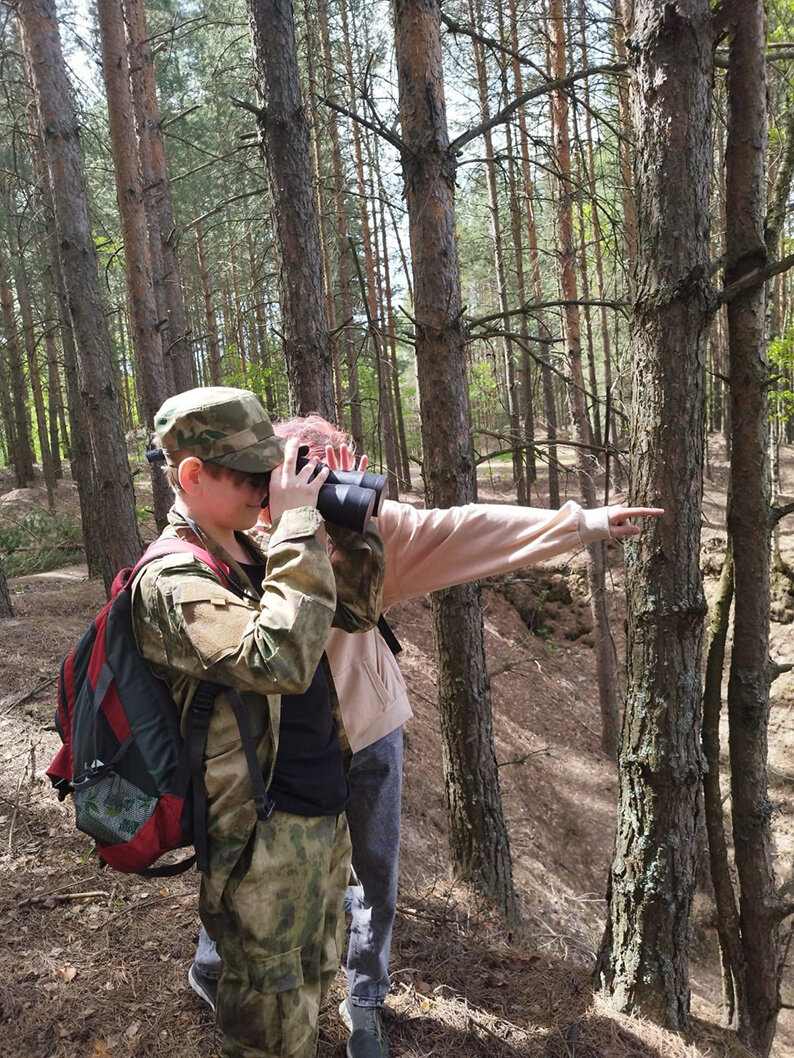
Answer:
[{"left": 0, "top": 508, "right": 84, "bottom": 577}]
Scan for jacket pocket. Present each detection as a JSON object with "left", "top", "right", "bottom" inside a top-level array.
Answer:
[{"left": 358, "top": 652, "right": 402, "bottom": 716}]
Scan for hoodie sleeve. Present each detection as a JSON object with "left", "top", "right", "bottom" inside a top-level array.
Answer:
[{"left": 379, "top": 499, "right": 613, "bottom": 610}]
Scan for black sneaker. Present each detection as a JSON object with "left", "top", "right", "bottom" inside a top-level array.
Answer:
[{"left": 188, "top": 962, "right": 217, "bottom": 1012}]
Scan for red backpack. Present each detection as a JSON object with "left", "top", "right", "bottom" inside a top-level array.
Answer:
[{"left": 47, "top": 540, "right": 274, "bottom": 876}]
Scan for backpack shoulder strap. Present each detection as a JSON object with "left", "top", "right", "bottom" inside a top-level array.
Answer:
[{"left": 133, "top": 539, "right": 231, "bottom": 586}]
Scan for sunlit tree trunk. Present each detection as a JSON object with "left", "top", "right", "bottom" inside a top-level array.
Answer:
[
  {"left": 392, "top": 0, "right": 517, "bottom": 922},
  {"left": 596, "top": 0, "right": 714, "bottom": 1027},
  {"left": 0, "top": 250, "right": 35, "bottom": 486},
  {"left": 122, "top": 0, "right": 193, "bottom": 391},
  {"left": 17, "top": 0, "right": 141, "bottom": 590},
  {"left": 196, "top": 223, "right": 222, "bottom": 386},
  {"left": 97, "top": 0, "right": 171, "bottom": 530},
  {"left": 549, "top": 0, "right": 618, "bottom": 757},
  {"left": 247, "top": 0, "right": 334, "bottom": 417}
]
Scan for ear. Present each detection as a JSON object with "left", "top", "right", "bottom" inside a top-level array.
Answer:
[{"left": 177, "top": 456, "right": 204, "bottom": 494}]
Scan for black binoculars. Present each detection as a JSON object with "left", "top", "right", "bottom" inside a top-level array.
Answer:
[
  {"left": 144, "top": 447, "right": 387, "bottom": 532},
  {"left": 294, "top": 452, "right": 386, "bottom": 532}
]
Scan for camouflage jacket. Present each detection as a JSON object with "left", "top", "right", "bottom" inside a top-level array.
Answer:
[{"left": 131, "top": 505, "right": 384, "bottom": 907}]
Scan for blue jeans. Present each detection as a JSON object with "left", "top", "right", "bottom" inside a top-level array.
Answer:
[{"left": 196, "top": 727, "right": 403, "bottom": 1008}]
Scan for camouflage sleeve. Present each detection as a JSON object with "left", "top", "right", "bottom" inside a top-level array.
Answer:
[
  {"left": 324, "top": 518, "right": 385, "bottom": 632},
  {"left": 134, "top": 508, "right": 336, "bottom": 695}
]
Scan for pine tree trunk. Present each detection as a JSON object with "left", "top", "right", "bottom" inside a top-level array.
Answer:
[
  {"left": 17, "top": 0, "right": 141, "bottom": 591},
  {"left": 612, "top": 0, "right": 637, "bottom": 276},
  {"left": 392, "top": 0, "right": 517, "bottom": 923},
  {"left": 725, "top": 3, "right": 781, "bottom": 1052},
  {"left": 317, "top": 0, "right": 362, "bottom": 445},
  {"left": 122, "top": 0, "right": 193, "bottom": 391},
  {"left": 548, "top": 0, "right": 618, "bottom": 758},
  {"left": 6, "top": 212, "right": 57, "bottom": 508},
  {"left": 44, "top": 322, "right": 63, "bottom": 476},
  {"left": 0, "top": 556, "right": 13, "bottom": 617},
  {"left": 595, "top": 0, "right": 714, "bottom": 1028},
  {"left": 97, "top": 0, "right": 171, "bottom": 531},
  {"left": 468, "top": 0, "right": 524, "bottom": 503},
  {"left": 28, "top": 85, "right": 104, "bottom": 573},
  {"left": 247, "top": 0, "right": 334, "bottom": 418},
  {"left": 196, "top": 224, "right": 222, "bottom": 386},
  {"left": 0, "top": 251, "right": 35, "bottom": 486}
]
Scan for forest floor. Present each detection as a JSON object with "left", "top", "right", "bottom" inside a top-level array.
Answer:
[{"left": 0, "top": 435, "right": 792, "bottom": 1058}]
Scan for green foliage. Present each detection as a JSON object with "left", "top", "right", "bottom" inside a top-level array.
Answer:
[
  {"left": 0, "top": 508, "right": 84, "bottom": 577},
  {"left": 769, "top": 328, "right": 794, "bottom": 424}
]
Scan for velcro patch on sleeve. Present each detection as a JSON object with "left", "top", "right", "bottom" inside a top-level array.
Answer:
[{"left": 171, "top": 580, "right": 257, "bottom": 664}]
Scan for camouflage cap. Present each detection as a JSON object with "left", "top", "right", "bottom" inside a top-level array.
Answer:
[{"left": 154, "top": 387, "right": 287, "bottom": 473}]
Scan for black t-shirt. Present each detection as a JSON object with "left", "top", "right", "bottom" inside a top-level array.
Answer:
[{"left": 238, "top": 558, "right": 347, "bottom": 817}]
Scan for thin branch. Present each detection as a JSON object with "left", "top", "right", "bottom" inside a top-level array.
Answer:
[
  {"left": 2, "top": 676, "right": 58, "bottom": 716},
  {"left": 230, "top": 95, "right": 263, "bottom": 119},
  {"left": 772, "top": 502, "right": 794, "bottom": 525},
  {"left": 160, "top": 103, "right": 202, "bottom": 129},
  {"left": 317, "top": 95, "right": 406, "bottom": 154},
  {"left": 450, "top": 64, "right": 628, "bottom": 154},
  {"left": 441, "top": 13, "right": 543, "bottom": 72},
  {"left": 468, "top": 298, "right": 629, "bottom": 330},
  {"left": 186, "top": 189, "right": 265, "bottom": 230},
  {"left": 498, "top": 748, "right": 551, "bottom": 767}
]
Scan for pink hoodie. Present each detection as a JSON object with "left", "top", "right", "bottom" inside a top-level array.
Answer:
[{"left": 324, "top": 498, "right": 613, "bottom": 752}]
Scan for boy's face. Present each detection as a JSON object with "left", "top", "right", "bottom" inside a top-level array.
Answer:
[{"left": 180, "top": 458, "right": 274, "bottom": 534}]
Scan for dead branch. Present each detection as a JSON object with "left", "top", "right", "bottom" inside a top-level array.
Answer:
[
  {"left": 497, "top": 748, "right": 550, "bottom": 768},
  {"left": 450, "top": 64, "right": 628, "bottom": 154},
  {"left": 2, "top": 675, "right": 58, "bottom": 716},
  {"left": 19, "top": 890, "right": 109, "bottom": 907}
]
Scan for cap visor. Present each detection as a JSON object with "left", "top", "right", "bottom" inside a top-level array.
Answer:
[{"left": 212, "top": 435, "right": 287, "bottom": 473}]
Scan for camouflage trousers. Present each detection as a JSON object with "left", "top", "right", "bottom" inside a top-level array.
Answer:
[{"left": 200, "top": 812, "right": 351, "bottom": 1058}]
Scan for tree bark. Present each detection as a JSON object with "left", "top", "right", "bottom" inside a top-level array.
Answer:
[
  {"left": 5, "top": 200, "right": 57, "bottom": 507},
  {"left": 317, "top": 0, "right": 362, "bottom": 444},
  {"left": 548, "top": 0, "right": 618, "bottom": 758},
  {"left": 392, "top": 0, "right": 517, "bottom": 923},
  {"left": 0, "top": 249, "right": 35, "bottom": 487},
  {"left": 17, "top": 0, "right": 141, "bottom": 592},
  {"left": 247, "top": 0, "right": 334, "bottom": 418},
  {"left": 122, "top": 0, "right": 193, "bottom": 391},
  {"left": 196, "top": 223, "right": 222, "bottom": 386},
  {"left": 725, "top": 2, "right": 782, "bottom": 1052},
  {"left": 97, "top": 0, "right": 171, "bottom": 531},
  {"left": 595, "top": 0, "right": 714, "bottom": 1029},
  {"left": 0, "top": 555, "right": 13, "bottom": 617}
]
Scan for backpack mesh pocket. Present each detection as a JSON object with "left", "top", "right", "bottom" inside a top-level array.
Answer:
[{"left": 74, "top": 770, "right": 158, "bottom": 847}]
